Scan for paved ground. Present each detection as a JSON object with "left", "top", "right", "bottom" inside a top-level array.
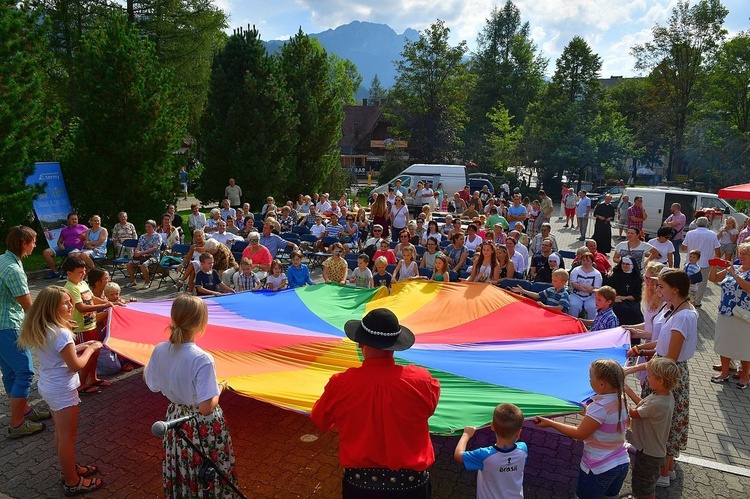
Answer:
[{"left": 2, "top": 202, "right": 749, "bottom": 498}]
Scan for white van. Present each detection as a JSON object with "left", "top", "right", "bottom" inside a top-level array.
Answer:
[
  {"left": 372, "top": 164, "right": 468, "bottom": 209},
  {"left": 615, "top": 187, "right": 747, "bottom": 237}
]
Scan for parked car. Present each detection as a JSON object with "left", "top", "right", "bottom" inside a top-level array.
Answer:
[{"left": 587, "top": 185, "right": 625, "bottom": 205}]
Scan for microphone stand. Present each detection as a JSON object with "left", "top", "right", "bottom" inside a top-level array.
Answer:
[{"left": 172, "top": 426, "right": 246, "bottom": 499}]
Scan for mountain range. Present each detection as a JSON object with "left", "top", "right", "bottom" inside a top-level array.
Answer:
[{"left": 263, "top": 21, "right": 419, "bottom": 100}]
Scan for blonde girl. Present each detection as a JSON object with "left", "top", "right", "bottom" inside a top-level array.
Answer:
[
  {"left": 626, "top": 261, "right": 666, "bottom": 341},
  {"left": 717, "top": 216, "right": 739, "bottom": 260},
  {"left": 18, "top": 286, "right": 104, "bottom": 496},
  {"left": 535, "top": 359, "right": 629, "bottom": 499},
  {"left": 266, "top": 259, "right": 288, "bottom": 291},
  {"left": 430, "top": 253, "right": 451, "bottom": 282},
  {"left": 394, "top": 245, "right": 419, "bottom": 281},
  {"left": 144, "top": 295, "right": 237, "bottom": 497}
]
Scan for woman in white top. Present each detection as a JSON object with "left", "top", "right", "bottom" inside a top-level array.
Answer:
[
  {"left": 464, "top": 224, "right": 483, "bottom": 252},
  {"left": 647, "top": 226, "right": 675, "bottom": 267},
  {"left": 568, "top": 252, "right": 603, "bottom": 320},
  {"left": 144, "top": 295, "right": 237, "bottom": 498},
  {"left": 625, "top": 269, "right": 697, "bottom": 485},
  {"left": 717, "top": 216, "right": 739, "bottom": 260},
  {"left": 390, "top": 195, "right": 409, "bottom": 234}
]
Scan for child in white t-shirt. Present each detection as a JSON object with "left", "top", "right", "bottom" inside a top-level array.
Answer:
[{"left": 266, "top": 260, "right": 287, "bottom": 291}]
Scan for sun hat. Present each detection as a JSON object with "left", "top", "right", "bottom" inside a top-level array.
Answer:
[{"left": 344, "top": 309, "right": 415, "bottom": 351}]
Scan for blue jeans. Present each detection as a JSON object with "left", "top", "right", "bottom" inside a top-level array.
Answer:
[
  {"left": 0, "top": 328, "right": 35, "bottom": 398},
  {"left": 576, "top": 462, "right": 629, "bottom": 499},
  {"left": 672, "top": 239, "right": 682, "bottom": 268}
]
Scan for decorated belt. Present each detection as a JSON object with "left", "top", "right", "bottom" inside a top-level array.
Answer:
[{"left": 343, "top": 468, "right": 429, "bottom": 491}]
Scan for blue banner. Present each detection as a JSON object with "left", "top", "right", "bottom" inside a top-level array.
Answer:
[{"left": 25, "top": 162, "right": 73, "bottom": 249}]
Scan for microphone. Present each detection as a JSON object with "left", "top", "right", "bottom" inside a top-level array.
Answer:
[{"left": 151, "top": 414, "right": 197, "bottom": 436}]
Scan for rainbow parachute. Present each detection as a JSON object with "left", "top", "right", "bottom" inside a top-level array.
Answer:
[{"left": 107, "top": 281, "right": 628, "bottom": 433}]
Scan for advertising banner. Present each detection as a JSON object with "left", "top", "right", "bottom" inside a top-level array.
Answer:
[{"left": 25, "top": 162, "right": 73, "bottom": 249}]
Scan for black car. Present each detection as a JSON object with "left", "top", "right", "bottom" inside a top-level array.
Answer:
[{"left": 587, "top": 185, "right": 624, "bottom": 205}]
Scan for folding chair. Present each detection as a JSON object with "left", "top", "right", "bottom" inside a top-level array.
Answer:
[
  {"left": 292, "top": 225, "right": 310, "bottom": 236},
  {"left": 418, "top": 267, "right": 433, "bottom": 279},
  {"left": 231, "top": 240, "right": 249, "bottom": 263},
  {"left": 344, "top": 253, "right": 360, "bottom": 271},
  {"left": 155, "top": 244, "right": 191, "bottom": 290},
  {"left": 111, "top": 239, "right": 138, "bottom": 279},
  {"left": 310, "top": 236, "right": 338, "bottom": 269}
]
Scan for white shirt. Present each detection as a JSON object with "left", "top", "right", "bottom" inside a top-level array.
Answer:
[
  {"left": 210, "top": 231, "right": 239, "bottom": 247},
  {"left": 465, "top": 235, "right": 483, "bottom": 251},
  {"left": 682, "top": 227, "right": 720, "bottom": 267},
  {"left": 144, "top": 342, "right": 220, "bottom": 407},
  {"left": 654, "top": 308, "right": 698, "bottom": 362},
  {"left": 647, "top": 238, "right": 674, "bottom": 264},
  {"left": 37, "top": 326, "right": 80, "bottom": 394},
  {"left": 510, "top": 251, "right": 525, "bottom": 274},
  {"left": 569, "top": 266, "right": 602, "bottom": 297}
]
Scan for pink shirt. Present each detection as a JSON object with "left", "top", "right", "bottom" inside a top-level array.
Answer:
[{"left": 60, "top": 224, "right": 87, "bottom": 250}]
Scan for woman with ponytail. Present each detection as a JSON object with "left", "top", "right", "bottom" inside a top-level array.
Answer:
[{"left": 144, "top": 295, "right": 237, "bottom": 498}]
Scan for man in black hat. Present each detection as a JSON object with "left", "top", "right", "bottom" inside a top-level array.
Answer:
[{"left": 311, "top": 309, "right": 440, "bottom": 498}]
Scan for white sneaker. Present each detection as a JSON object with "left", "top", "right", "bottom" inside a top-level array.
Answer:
[
  {"left": 656, "top": 475, "right": 670, "bottom": 487},
  {"left": 668, "top": 470, "right": 676, "bottom": 480}
]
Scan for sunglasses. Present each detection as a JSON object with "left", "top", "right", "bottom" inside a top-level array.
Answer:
[
  {"left": 373, "top": 229, "right": 382, "bottom": 232},
  {"left": 249, "top": 239, "right": 259, "bottom": 243},
  {"left": 400, "top": 235, "right": 409, "bottom": 238},
  {"left": 333, "top": 250, "right": 343, "bottom": 255}
]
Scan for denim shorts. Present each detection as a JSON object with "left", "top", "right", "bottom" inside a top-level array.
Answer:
[
  {"left": 576, "top": 462, "right": 629, "bottom": 499},
  {"left": 0, "top": 329, "right": 35, "bottom": 398}
]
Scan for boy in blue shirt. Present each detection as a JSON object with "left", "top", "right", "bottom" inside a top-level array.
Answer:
[
  {"left": 582, "top": 285, "right": 620, "bottom": 331},
  {"left": 454, "top": 403, "right": 528, "bottom": 499},
  {"left": 512, "top": 268, "right": 570, "bottom": 313},
  {"left": 286, "top": 250, "right": 314, "bottom": 288}
]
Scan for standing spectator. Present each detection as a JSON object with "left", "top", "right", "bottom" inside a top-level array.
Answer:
[
  {"left": 737, "top": 218, "right": 750, "bottom": 247},
  {"left": 42, "top": 213, "right": 88, "bottom": 279},
  {"left": 616, "top": 195, "right": 632, "bottom": 239},
  {"left": 224, "top": 178, "right": 242, "bottom": 209},
  {"left": 311, "top": 309, "right": 440, "bottom": 498},
  {"left": 370, "top": 194, "right": 391, "bottom": 240},
  {"left": 393, "top": 178, "right": 406, "bottom": 198},
  {"left": 564, "top": 188, "right": 577, "bottom": 228},
  {"left": 663, "top": 203, "right": 686, "bottom": 268},
  {"left": 506, "top": 194, "right": 527, "bottom": 225},
  {"left": 627, "top": 196, "right": 648, "bottom": 234},
  {"left": 1, "top": 226, "right": 52, "bottom": 438},
  {"left": 592, "top": 194, "right": 616, "bottom": 254},
  {"left": 648, "top": 227, "right": 676, "bottom": 267},
  {"left": 717, "top": 216, "right": 740, "bottom": 260},
  {"left": 535, "top": 190, "right": 554, "bottom": 233},
  {"left": 613, "top": 227, "right": 658, "bottom": 272},
  {"left": 559, "top": 184, "right": 569, "bottom": 219},
  {"left": 576, "top": 190, "right": 592, "bottom": 241},
  {"left": 179, "top": 166, "right": 188, "bottom": 200},
  {"left": 681, "top": 217, "right": 720, "bottom": 307},
  {"left": 112, "top": 211, "right": 138, "bottom": 259}
]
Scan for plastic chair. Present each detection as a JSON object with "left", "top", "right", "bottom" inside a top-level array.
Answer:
[
  {"left": 418, "top": 267, "right": 433, "bottom": 279},
  {"left": 231, "top": 240, "right": 249, "bottom": 262},
  {"left": 292, "top": 225, "right": 310, "bottom": 236}
]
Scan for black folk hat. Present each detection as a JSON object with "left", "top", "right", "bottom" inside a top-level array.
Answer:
[{"left": 344, "top": 308, "right": 415, "bottom": 351}]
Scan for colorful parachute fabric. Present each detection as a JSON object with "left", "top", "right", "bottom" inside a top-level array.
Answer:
[{"left": 107, "top": 281, "right": 629, "bottom": 433}]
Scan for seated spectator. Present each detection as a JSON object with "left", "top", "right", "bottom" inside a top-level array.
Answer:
[
  {"left": 225, "top": 216, "right": 240, "bottom": 235},
  {"left": 492, "top": 223, "right": 507, "bottom": 245},
  {"left": 209, "top": 219, "right": 241, "bottom": 248},
  {"left": 373, "top": 239, "right": 397, "bottom": 265},
  {"left": 531, "top": 241, "right": 563, "bottom": 283},
  {"left": 322, "top": 242, "right": 348, "bottom": 284},
  {"left": 511, "top": 224, "right": 530, "bottom": 248},
  {"left": 125, "top": 220, "right": 162, "bottom": 289},
  {"left": 324, "top": 213, "right": 344, "bottom": 241},
  {"left": 413, "top": 219, "right": 427, "bottom": 244},
  {"left": 156, "top": 213, "right": 180, "bottom": 251},
  {"left": 355, "top": 208, "right": 370, "bottom": 244},
  {"left": 441, "top": 215, "right": 454, "bottom": 237},
  {"left": 166, "top": 203, "right": 183, "bottom": 230},
  {"left": 604, "top": 257, "right": 644, "bottom": 325},
  {"left": 372, "top": 256, "right": 393, "bottom": 290},
  {"left": 219, "top": 199, "right": 236, "bottom": 221},
  {"left": 187, "top": 204, "right": 206, "bottom": 234},
  {"left": 462, "top": 203, "right": 480, "bottom": 220},
  {"left": 78, "top": 215, "right": 108, "bottom": 270},
  {"left": 195, "top": 252, "right": 234, "bottom": 296},
  {"left": 341, "top": 214, "right": 359, "bottom": 252},
  {"left": 261, "top": 196, "right": 275, "bottom": 216},
  {"left": 529, "top": 223, "right": 558, "bottom": 254},
  {"left": 580, "top": 286, "right": 620, "bottom": 331},
  {"left": 448, "top": 218, "right": 464, "bottom": 240},
  {"left": 174, "top": 230, "right": 206, "bottom": 293},
  {"left": 278, "top": 206, "right": 295, "bottom": 233},
  {"left": 430, "top": 253, "right": 451, "bottom": 282},
  {"left": 420, "top": 237, "right": 440, "bottom": 270},
  {"left": 204, "top": 208, "right": 221, "bottom": 233},
  {"left": 393, "top": 230, "right": 412, "bottom": 260},
  {"left": 468, "top": 241, "right": 499, "bottom": 284},
  {"left": 494, "top": 244, "right": 515, "bottom": 283},
  {"left": 286, "top": 250, "right": 314, "bottom": 288},
  {"left": 112, "top": 211, "right": 138, "bottom": 259},
  {"left": 43, "top": 212, "right": 88, "bottom": 279},
  {"left": 512, "top": 268, "right": 570, "bottom": 313},
  {"left": 238, "top": 216, "right": 255, "bottom": 238},
  {"left": 264, "top": 215, "right": 281, "bottom": 234},
  {"left": 242, "top": 202, "right": 252, "bottom": 219},
  {"left": 585, "top": 239, "right": 612, "bottom": 274},
  {"left": 464, "top": 224, "right": 483, "bottom": 252},
  {"left": 260, "top": 220, "right": 297, "bottom": 257},
  {"left": 423, "top": 220, "right": 442, "bottom": 246},
  {"left": 448, "top": 192, "right": 467, "bottom": 215},
  {"left": 298, "top": 195, "right": 313, "bottom": 214},
  {"left": 568, "top": 252, "right": 603, "bottom": 320},
  {"left": 506, "top": 237, "right": 525, "bottom": 276},
  {"left": 241, "top": 232, "right": 273, "bottom": 273},
  {"left": 234, "top": 207, "right": 245, "bottom": 223},
  {"left": 486, "top": 207, "right": 509, "bottom": 231},
  {"left": 266, "top": 260, "right": 288, "bottom": 291},
  {"left": 316, "top": 193, "right": 332, "bottom": 215},
  {"left": 446, "top": 232, "right": 469, "bottom": 272},
  {"left": 394, "top": 245, "right": 419, "bottom": 281},
  {"left": 203, "top": 238, "right": 238, "bottom": 287}
]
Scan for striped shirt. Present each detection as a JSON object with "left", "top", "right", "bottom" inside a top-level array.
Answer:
[
  {"left": 539, "top": 287, "right": 570, "bottom": 313},
  {"left": 581, "top": 393, "right": 629, "bottom": 474},
  {"left": 0, "top": 251, "right": 29, "bottom": 330},
  {"left": 236, "top": 272, "right": 259, "bottom": 291}
]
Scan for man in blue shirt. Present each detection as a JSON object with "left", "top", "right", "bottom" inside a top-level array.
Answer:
[
  {"left": 576, "top": 190, "right": 592, "bottom": 241},
  {"left": 259, "top": 221, "right": 297, "bottom": 258}
]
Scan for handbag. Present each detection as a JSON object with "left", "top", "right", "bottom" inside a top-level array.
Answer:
[{"left": 733, "top": 305, "right": 750, "bottom": 324}]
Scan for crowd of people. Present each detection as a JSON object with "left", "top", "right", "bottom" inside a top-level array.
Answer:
[{"left": 2, "top": 175, "right": 749, "bottom": 497}]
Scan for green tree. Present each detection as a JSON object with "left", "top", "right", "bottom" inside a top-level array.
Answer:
[
  {"left": 631, "top": 0, "right": 728, "bottom": 179},
  {"left": 368, "top": 74, "right": 387, "bottom": 104},
  {"left": 0, "top": 2, "right": 60, "bottom": 230},
  {"left": 485, "top": 104, "right": 521, "bottom": 171},
  {"left": 522, "top": 37, "right": 631, "bottom": 191},
  {"left": 128, "top": 0, "right": 228, "bottom": 135},
  {"left": 198, "top": 25, "right": 298, "bottom": 206},
  {"left": 329, "top": 53, "right": 362, "bottom": 106},
  {"left": 388, "top": 19, "right": 473, "bottom": 163},
  {"left": 62, "top": 11, "right": 188, "bottom": 227},
  {"left": 279, "top": 29, "right": 345, "bottom": 199},
  {"left": 463, "top": 1, "right": 546, "bottom": 166}
]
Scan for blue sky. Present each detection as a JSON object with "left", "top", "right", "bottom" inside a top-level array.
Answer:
[{"left": 218, "top": 0, "right": 749, "bottom": 78}]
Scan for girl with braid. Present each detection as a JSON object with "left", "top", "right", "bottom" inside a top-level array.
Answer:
[{"left": 535, "top": 359, "right": 629, "bottom": 499}]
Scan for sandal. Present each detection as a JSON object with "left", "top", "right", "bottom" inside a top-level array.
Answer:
[
  {"left": 142, "top": 282, "right": 152, "bottom": 290},
  {"left": 124, "top": 282, "right": 137, "bottom": 288},
  {"left": 64, "top": 476, "right": 103, "bottom": 496},
  {"left": 174, "top": 281, "right": 185, "bottom": 292},
  {"left": 60, "top": 464, "right": 99, "bottom": 482},
  {"left": 77, "top": 386, "right": 101, "bottom": 396},
  {"left": 91, "top": 380, "right": 111, "bottom": 387}
]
